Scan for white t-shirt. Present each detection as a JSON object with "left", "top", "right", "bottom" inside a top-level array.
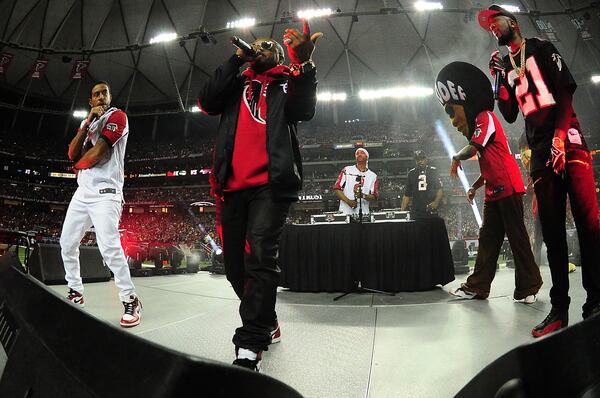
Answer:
[
  {"left": 73, "top": 107, "right": 129, "bottom": 203},
  {"left": 333, "top": 165, "right": 379, "bottom": 215}
]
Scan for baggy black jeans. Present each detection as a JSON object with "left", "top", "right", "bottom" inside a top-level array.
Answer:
[
  {"left": 533, "top": 148, "right": 600, "bottom": 315},
  {"left": 462, "top": 193, "right": 543, "bottom": 299},
  {"left": 221, "top": 185, "right": 290, "bottom": 352}
]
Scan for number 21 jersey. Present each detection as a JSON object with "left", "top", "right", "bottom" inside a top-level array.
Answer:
[{"left": 502, "top": 38, "right": 586, "bottom": 172}]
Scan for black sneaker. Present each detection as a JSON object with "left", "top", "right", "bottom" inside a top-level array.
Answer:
[
  {"left": 532, "top": 308, "right": 568, "bottom": 338},
  {"left": 232, "top": 349, "right": 262, "bottom": 372}
]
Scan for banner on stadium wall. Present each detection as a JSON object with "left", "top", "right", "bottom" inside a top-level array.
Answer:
[
  {"left": 298, "top": 194, "right": 323, "bottom": 202},
  {"left": 49, "top": 171, "right": 76, "bottom": 178},
  {"left": 0, "top": 53, "right": 14, "bottom": 74},
  {"left": 31, "top": 59, "right": 49, "bottom": 79},
  {"left": 364, "top": 142, "right": 383, "bottom": 148},
  {"left": 70, "top": 60, "right": 90, "bottom": 79}
]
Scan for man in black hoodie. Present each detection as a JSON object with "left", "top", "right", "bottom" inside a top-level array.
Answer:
[{"left": 198, "top": 20, "right": 321, "bottom": 371}]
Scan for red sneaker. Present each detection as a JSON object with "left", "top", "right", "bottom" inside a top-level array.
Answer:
[
  {"left": 532, "top": 308, "right": 568, "bottom": 338},
  {"left": 270, "top": 321, "right": 281, "bottom": 344}
]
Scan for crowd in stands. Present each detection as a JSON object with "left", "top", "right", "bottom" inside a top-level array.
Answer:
[
  {"left": 0, "top": 203, "right": 220, "bottom": 248},
  {"left": 1, "top": 121, "right": 597, "bottom": 250},
  {"left": 124, "top": 187, "right": 210, "bottom": 204},
  {"left": 0, "top": 204, "right": 63, "bottom": 241},
  {"left": 120, "top": 211, "right": 217, "bottom": 247},
  {"left": 0, "top": 180, "right": 211, "bottom": 205}
]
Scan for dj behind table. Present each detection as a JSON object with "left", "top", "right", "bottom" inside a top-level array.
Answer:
[{"left": 278, "top": 210, "right": 455, "bottom": 292}]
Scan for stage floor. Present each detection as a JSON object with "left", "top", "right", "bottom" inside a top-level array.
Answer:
[{"left": 49, "top": 265, "right": 588, "bottom": 398}]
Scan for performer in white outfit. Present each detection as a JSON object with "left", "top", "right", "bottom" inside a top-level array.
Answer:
[
  {"left": 333, "top": 148, "right": 379, "bottom": 215},
  {"left": 60, "top": 80, "right": 141, "bottom": 328}
]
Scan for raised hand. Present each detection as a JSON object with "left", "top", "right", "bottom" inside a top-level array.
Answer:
[
  {"left": 87, "top": 106, "right": 105, "bottom": 123},
  {"left": 283, "top": 19, "right": 323, "bottom": 64}
]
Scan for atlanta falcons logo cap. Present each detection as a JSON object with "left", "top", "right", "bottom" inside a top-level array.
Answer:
[{"left": 478, "top": 5, "right": 518, "bottom": 32}]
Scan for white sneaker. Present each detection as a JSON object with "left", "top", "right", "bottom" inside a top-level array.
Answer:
[
  {"left": 515, "top": 294, "right": 537, "bottom": 304},
  {"left": 66, "top": 288, "right": 85, "bottom": 307},
  {"left": 450, "top": 288, "right": 477, "bottom": 299},
  {"left": 120, "top": 295, "right": 142, "bottom": 327}
]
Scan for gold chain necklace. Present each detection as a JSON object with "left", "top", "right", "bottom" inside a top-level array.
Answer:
[{"left": 509, "top": 39, "right": 526, "bottom": 78}]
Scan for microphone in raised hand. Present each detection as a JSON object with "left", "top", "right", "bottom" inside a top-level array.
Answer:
[
  {"left": 489, "top": 50, "right": 505, "bottom": 100},
  {"left": 231, "top": 36, "right": 255, "bottom": 59}
]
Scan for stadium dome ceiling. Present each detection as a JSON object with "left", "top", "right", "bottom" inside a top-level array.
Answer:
[{"left": 0, "top": 0, "right": 599, "bottom": 115}]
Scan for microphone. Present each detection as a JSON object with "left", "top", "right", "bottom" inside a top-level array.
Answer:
[
  {"left": 230, "top": 36, "right": 255, "bottom": 56},
  {"left": 492, "top": 50, "right": 504, "bottom": 100},
  {"left": 493, "top": 69, "right": 501, "bottom": 101}
]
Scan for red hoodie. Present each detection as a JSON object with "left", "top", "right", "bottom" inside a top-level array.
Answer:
[{"left": 225, "top": 65, "right": 290, "bottom": 192}]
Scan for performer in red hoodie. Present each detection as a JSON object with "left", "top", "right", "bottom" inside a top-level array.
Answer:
[
  {"left": 435, "top": 61, "right": 542, "bottom": 304},
  {"left": 198, "top": 20, "right": 321, "bottom": 371}
]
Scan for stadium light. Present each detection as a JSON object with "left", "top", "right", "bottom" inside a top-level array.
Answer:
[
  {"left": 358, "top": 86, "right": 434, "bottom": 100},
  {"left": 499, "top": 5, "right": 520, "bottom": 13},
  {"left": 149, "top": 32, "right": 177, "bottom": 44},
  {"left": 190, "top": 106, "right": 201, "bottom": 112},
  {"left": 297, "top": 8, "right": 332, "bottom": 19},
  {"left": 226, "top": 18, "right": 256, "bottom": 29},
  {"left": 414, "top": 1, "right": 443, "bottom": 11},
  {"left": 317, "top": 92, "right": 347, "bottom": 102},
  {"left": 592, "top": 75, "right": 600, "bottom": 83},
  {"left": 73, "top": 110, "right": 87, "bottom": 118}
]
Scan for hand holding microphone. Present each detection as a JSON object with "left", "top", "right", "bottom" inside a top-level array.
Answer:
[
  {"left": 489, "top": 50, "right": 506, "bottom": 100},
  {"left": 87, "top": 106, "right": 105, "bottom": 124},
  {"left": 231, "top": 36, "right": 256, "bottom": 61}
]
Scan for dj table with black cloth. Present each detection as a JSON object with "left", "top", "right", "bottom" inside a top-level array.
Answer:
[{"left": 279, "top": 217, "right": 455, "bottom": 292}]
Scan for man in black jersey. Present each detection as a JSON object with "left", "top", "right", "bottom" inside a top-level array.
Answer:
[
  {"left": 401, "top": 150, "right": 443, "bottom": 218},
  {"left": 479, "top": 5, "right": 600, "bottom": 337}
]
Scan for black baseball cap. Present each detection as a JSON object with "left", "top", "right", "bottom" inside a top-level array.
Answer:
[
  {"left": 478, "top": 5, "right": 518, "bottom": 31},
  {"left": 414, "top": 150, "right": 427, "bottom": 160}
]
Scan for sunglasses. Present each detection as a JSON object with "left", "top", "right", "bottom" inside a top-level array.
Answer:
[{"left": 254, "top": 40, "right": 276, "bottom": 51}]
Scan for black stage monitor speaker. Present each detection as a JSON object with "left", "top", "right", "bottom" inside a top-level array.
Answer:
[
  {"left": 456, "top": 305, "right": 600, "bottom": 397},
  {"left": 28, "top": 243, "right": 111, "bottom": 285},
  {"left": 0, "top": 253, "right": 304, "bottom": 398}
]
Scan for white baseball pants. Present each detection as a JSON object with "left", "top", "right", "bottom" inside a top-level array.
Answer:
[{"left": 60, "top": 197, "right": 135, "bottom": 302}]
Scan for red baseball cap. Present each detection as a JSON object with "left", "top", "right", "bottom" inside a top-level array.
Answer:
[{"left": 478, "top": 5, "right": 518, "bottom": 31}]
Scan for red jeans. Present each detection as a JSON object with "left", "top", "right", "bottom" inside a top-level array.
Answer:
[{"left": 532, "top": 148, "right": 600, "bottom": 315}]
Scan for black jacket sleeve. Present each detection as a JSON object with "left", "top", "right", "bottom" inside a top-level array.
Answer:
[
  {"left": 497, "top": 78, "right": 519, "bottom": 123},
  {"left": 198, "top": 55, "right": 245, "bottom": 115},
  {"left": 284, "top": 69, "right": 318, "bottom": 121}
]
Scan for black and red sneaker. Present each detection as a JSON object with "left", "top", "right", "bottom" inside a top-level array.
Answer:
[
  {"left": 532, "top": 308, "right": 568, "bottom": 338},
  {"left": 270, "top": 321, "right": 281, "bottom": 344}
]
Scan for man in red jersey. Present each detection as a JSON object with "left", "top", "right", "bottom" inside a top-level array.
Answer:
[
  {"left": 435, "top": 61, "right": 542, "bottom": 303},
  {"left": 480, "top": 5, "right": 600, "bottom": 337}
]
